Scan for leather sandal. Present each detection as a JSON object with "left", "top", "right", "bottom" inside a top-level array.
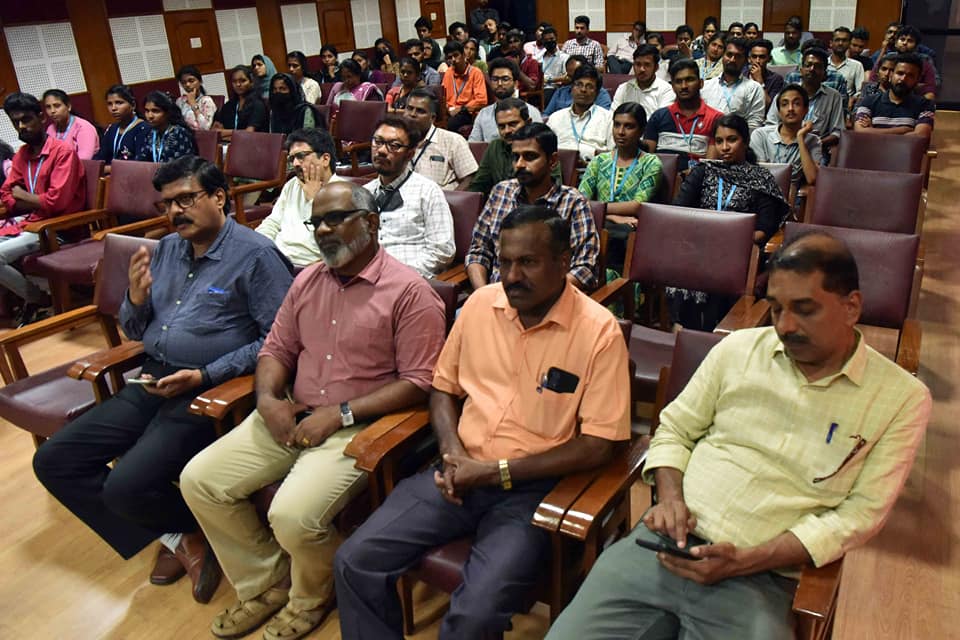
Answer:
[
  {"left": 262, "top": 600, "right": 335, "bottom": 640},
  {"left": 210, "top": 587, "right": 289, "bottom": 639}
]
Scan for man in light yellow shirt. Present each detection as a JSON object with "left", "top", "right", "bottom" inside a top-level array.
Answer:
[{"left": 548, "top": 232, "right": 931, "bottom": 639}]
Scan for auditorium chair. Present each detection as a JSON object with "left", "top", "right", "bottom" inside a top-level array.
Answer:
[
  {"left": 519, "top": 63, "right": 545, "bottom": 109},
  {"left": 435, "top": 190, "right": 484, "bottom": 291},
  {"left": 602, "top": 73, "right": 632, "bottom": 95},
  {"left": 645, "top": 328, "right": 843, "bottom": 640},
  {"left": 768, "top": 64, "right": 796, "bottom": 79},
  {"left": 193, "top": 128, "right": 221, "bottom": 166},
  {"left": 23, "top": 160, "right": 165, "bottom": 312},
  {"left": 591, "top": 203, "right": 765, "bottom": 404},
  {"left": 223, "top": 130, "right": 288, "bottom": 226},
  {"left": 308, "top": 103, "right": 331, "bottom": 130},
  {"left": 558, "top": 148, "right": 579, "bottom": 187},
  {"left": 468, "top": 141, "right": 488, "bottom": 165},
  {"left": 588, "top": 201, "right": 609, "bottom": 276},
  {"left": 654, "top": 152, "right": 679, "bottom": 203},
  {"left": 834, "top": 130, "right": 928, "bottom": 175},
  {"left": 332, "top": 101, "right": 388, "bottom": 176},
  {"left": 0, "top": 235, "right": 157, "bottom": 448},
  {"left": 759, "top": 162, "right": 792, "bottom": 204},
  {"left": 23, "top": 158, "right": 105, "bottom": 254},
  {"left": 805, "top": 166, "right": 924, "bottom": 235}
]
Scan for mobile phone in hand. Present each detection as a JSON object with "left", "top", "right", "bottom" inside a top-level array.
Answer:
[
  {"left": 128, "top": 377, "right": 158, "bottom": 385},
  {"left": 635, "top": 532, "right": 703, "bottom": 561}
]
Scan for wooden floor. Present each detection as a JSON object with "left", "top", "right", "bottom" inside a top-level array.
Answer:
[{"left": 2, "top": 115, "right": 959, "bottom": 640}]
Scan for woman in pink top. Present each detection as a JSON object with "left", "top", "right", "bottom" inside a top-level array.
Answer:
[
  {"left": 175, "top": 65, "right": 217, "bottom": 131},
  {"left": 42, "top": 89, "right": 100, "bottom": 160},
  {"left": 325, "top": 59, "right": 383, "bottom": 114}
]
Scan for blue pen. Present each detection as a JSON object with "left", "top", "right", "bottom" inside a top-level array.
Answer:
[
  {"left": 826, "top": 422, "right": 838, "bottom": 443},
  {"left": 207, "top": 286, "right": 226, "bottom": 294}
]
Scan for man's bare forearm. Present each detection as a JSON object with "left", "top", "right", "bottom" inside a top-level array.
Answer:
[{"left": 430, "top": 388, "right": 467, "bottom": 457}]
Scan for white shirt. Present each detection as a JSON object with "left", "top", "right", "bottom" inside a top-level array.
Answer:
[
  {"left": 363, "top": 170, "right": 455, "bottom": 277},
  {"left": 256, "top": 174, "right": 346, "bottom": 268},
  {"left": 300, "top": 77, "right": 322, "bottom": 105},
  {"left": 701, "top": 76, "right": 766, "bottom": 131},
  {"left": 547, "top": 105, "right": 614, "bottom": 162},
  {"left": 830, "top": 56, "right": 865, "bottom": 98},
  {"left": 610, "top": 77, "right": 676, "bottom": 117},
  {"left": 468, "top": 102, "right": 544, "bottom": 142},
  {"left": 541, "top": 51, "right": 570, "bottom": 89}
]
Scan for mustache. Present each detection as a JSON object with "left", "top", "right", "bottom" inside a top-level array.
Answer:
[
  {"left": 172, "top": 215, "right": 192, "bottom": 226},
  {"left": 780, "top": 333, "right": 809, "bottom": 346},
  {"left": 505, "top": 283, "right": 530, "bottom": 294}
]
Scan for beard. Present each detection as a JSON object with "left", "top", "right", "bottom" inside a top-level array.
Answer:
[
  {"left": 891, "top": 82, "right": 913, "bottom": 98},
  {"left": 318, "top": 220, "right": 373, "bottom": 269}
]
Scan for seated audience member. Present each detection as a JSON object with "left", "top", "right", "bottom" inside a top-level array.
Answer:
[
  {"left": 544, "top": 55, "right": 613, "bottom": 116},
  {"left": 828, "top": 28, "right": 864, "bottom": 110},
  {"left": 257, "top": 128, "right": 346, "bottom": 268},
  {"left": 287, "top": 51, "right": 322, "bottom": 104},
  {"left": 771, "top": 15, "right": 804, "bottom": 66},
  {"left": 697, "top": 33, "right": 725, "bottom": 81},
  {"left": 767, "top": 48, "right": 844, "bottom": 151},
  {"left": 524, "top": 21, "right": 550, "bottom": 62},
  {"left": 335, "top": 204, "right": 630, "bottom": 639},
  {"left": 870, "top": 22, "right": 901, "bottom": 66},
  {"left": 372, "top": 38, "right": 399, "bottom": 76},
  {"left": 325, "top": 60, "right": 383, "bottom": 115},
  {"left": 32, "top": 156, "right": 293, "bottom": 603},
  {"left": 416, "top": 16, "right": 443, "bottom": 70},
  {"left": 479, "top": 18, "right": 500, "bottom": 56},
  {"left": 541, "top": 27, "right": 571, "bottom": 101},
  {"left": 0, "top": 142, "right": 13, "bottom": 183},
  {"left": 486, "top": 29, "right": 541, "bottom": 92},
  {"left": 469, "top": 98, "right": 561, "bottom": 193},
  {"left": 783, "top": 40, "right": 850, "bottom": 106},
  {"left": 608, "top": 21, "right": 647, "bottom": 74},
  {"left": 857, "top": 52, "right": 897, "bottom": 108},
  {"left": 563, "top": 15, "right": 605, "bottom": 68},
  {"left": 441, "top": 41, "right": 488, "bottom": 132},
  {"left": 663, "top": 25, "right": 695, "bottom": 66},
  {"left": 182, "top": 180, "right": 446, "bottom": 640},
  {"left": 469, "top": 0, "right": 498, "bottom": 39},
  {"left": 269, "top": 73, "right": 318, "bottom": 135},
  {"left": 744, "top": 22, "right": 760, "bottom": 41},
  {"left": 646, "top": 32, "right": 665, "bottom": 52},
  {"left": 423, "top": 40, "right": 444, "bottom": 74},
  {"left": 464, "top": 37, "right": 488, "bottom": 73},
  {"left": 727, "top": 22, "right": 745, "bottom": 39},
  {"left": 398, "top": 39, "right": 442, "bottom": 87},
  {"left": 547, "top": 232, "right": 931, "bottom": 640},
  {"left": 611, "top": 45, "right": 676, "bottom": 116},
  {"left": 548, "top": 65, "right": 614, "bottom": 163},
  {"left": 691, "top": 17, "right": 719, "bottom": 59},
  {"left": 469, "top": 58, "right": 543, "bottom": 142},
  {"left": 870, "top": 25, "right": 937, "bottom": 100},
  {"left": 701, "top": 38, "right": 766, "bottom": 131},
  {"left": 0, "top": 92, "right": 84, "bottom": 323},
  {"left": 251, "top": 54, "right": 278, "bottom": 100},
  {"left": 363, "top": 117, "right": 455, "bottom": 277},
  {"left": 351, "top": 50, "right": 372, "bottom": 82},
  {"left": 385, "top": 58, "right": 423, "bottom": 114},
  {"left": 317, "top": 45, "right": 341, "bottom": 83},
  {"left": 137, "top": 91, "right": 196, "bottom": 162},
  {"left": 848, "top": 27, "right": 874, "bottom": 72},
  {"left": 643, "top": 59, "right": 724, "bottom": 170},
  {"left": 213, "top": 66, "right": 269, "bottom": 140},
  {"left": 176, "top": 65, "right": 217, "bottom": 131},
  {"left": 404, "top": 89, "right": 478, "bottom": 190},
  {"left": 855, "top": 53, "right": 934, "bottom": 139},
  {"left": 42, "top": 89, "right": 99, "bottom": 160},
  {"left": 448, "top": 21, "right": 471, "bottom": 49},
  {"left": 745, "top": 39, "right": 785, "bottom": 109},
  {"left": 466, "top": 123, "right": 599, "bottom": 291},
  {"left": 95, "top": 84, "right": 152, "bottom": 165},
  {"left": 751, "top": 84, "right": 821, "bottom": 187}
]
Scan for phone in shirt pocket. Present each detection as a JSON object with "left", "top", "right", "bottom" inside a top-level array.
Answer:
[{"left": 538, "top": 367, "right": 579, "bottom": 394}]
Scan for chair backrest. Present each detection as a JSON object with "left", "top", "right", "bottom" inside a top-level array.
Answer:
[
  {"left": 320, "top": 82, "right": 335, "bottom": 104},
  {"left": 589, "top": 200, "right": 606, "bottom": 231},
  {"left": 758, "top": 162, "right": 791, "bottom": 201},
  {"left": 210, "top": 94, "right": 225, "bottom": 111},
  {"left": 225, "top": 130, "right": 286, "bottom": 180},
  {"left": 558, "top": 148, "right": 579, "bottom": 187},
  {"left": 373, "top": 83, "right": 389, "bottom": 99},
  {"left": 835, "top": 130, "right": 928, "bottom": 174},
  {"left": 442, "top": 190, "right": 483, "bottom": 263},
  {"left": 80, "top": 159, "right": 105, "bottom": 210},
  {"left": 783, "top": 222, "right": 919, "bottom": 328},
  {"left": 94, "top": 234, "right": 160, "bottom": 316},
  {"left": 768, "top": 64, "right": 795, "bottom": 78},
  {"left": 469, "top": 141, "right": 488, "bottom": 165},
  {"left": 664, "top": 329, "right": 725, "bottom": 406},
  {"left": 810, "top": 166, "right": 923, "bottom": 234},
  {"left": 104, "top": 160, "right": 163, "bottom": 219},
  {"left": 602, "top": 73, "right": 632, "bottom": 94},
  {"left": 654, "top": 153, "right": 679, "bottom": 204},
  {"left": 193, "top": 129, "right": 220, "bottom": 165},
  {"left": 333, "top": 101, "right": 388, "bottom": 143},
  {"left": 628, "top": 203, "right": 757, "bottom": 297},
  {"left": 428, "top": 278, "right": 458, "bottom": 334}
]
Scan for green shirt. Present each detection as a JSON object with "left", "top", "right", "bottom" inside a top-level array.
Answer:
[
  {"left": 578, "top": 151, "right": 662, "bottom": 203},
  {"left": 468, "top": 137, "right": 561, "bottom": 194}
]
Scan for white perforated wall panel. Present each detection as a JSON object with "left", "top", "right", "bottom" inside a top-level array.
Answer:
[
  {"left": 109, "top": 15, "right": 175, "bottom": 84},
  {"left": 201, "top": 72, "right": 228, "bottom": 98},
  {"left": 568, "top": 0, "right": 606, "bottom": 31},
  {"left": 395, "top": 0, "right": 420, "bottom": 41},
  {"left": 216, "top": 8, "right": 263, "bottom": 68},
  {"left": 4, "top": 23, "right": 87, "bottom": 96},
  {"left": 809, "top": 0, "right": 857, "bottom": 31},
  {"left": 721, "top": 0, "right": 765, "bottom": 29},
  {"left": 351, "top": 0, "right": 383, "bottom": 49},
  {"left": 282, "top": 3, "right": 322, "bottom": 55},
  {"left": 646, "top": 0, "right": 686, "bottom": 32},
  {"left": 163, "top": 0, "right": 213, "bottom": 9},
  {"left": 444, "top": 0, "right": 466, "bottom": 28},
  {"left": 0, "top": 110, "right": 24, "bottom": 152}
]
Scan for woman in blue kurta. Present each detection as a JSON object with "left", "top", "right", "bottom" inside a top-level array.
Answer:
[{"left": 136, "top": 91, "right": 196, "bottom": 163}]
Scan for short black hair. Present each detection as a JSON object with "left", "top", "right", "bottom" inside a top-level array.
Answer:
[
  {"left": 3, "top": 92, "right": 42, "bottom": 115},
  {"left": 769, "top": 231, "right": 859, "bottom": 295},
  {"left": 542, "top": 26, "right": 557, "bottom": 38},
  {"left": 574, "top": 15, "right": 590, "bottom": 28},
  {"left": 725, "top": 37, "right": 749, "bottom": 55},
  {"left": 511, "top": 122, "right": 557, "bottom": 156},
  {"left": 675, "top": 25, "right": 694, "bottom": 39},
  {"left": 702, "top": 16, "right": 719, "bottom": 31},
  {"left": 408, "top": 87, "right": 439, "bottom": 116},
  {"left": 495, "top": 97, "right": 530, "bottom": 121},
  {"left": 177, "top": 65, "right": 205, "bottom": 94},
  {"left": 505, "top": 29, "right": 524, "bottom": 43},
  {"left": 750, "top": 39, "right": 774, "bottom": 55},
  {"left": 443, "top": 40, "right": 464, "bottom": 56},
  {"left": 398, "top": 56, "right": 421, "bottom": 74},
  {"left": 745, "top": 22, "right": 760, "bottom": 32},
  {"left": 633, "top": 44, "right": 661, "bottom": 64},
  {"left": 728, "top": 22, "right": 745, "bottom": 31},
  {"left": 287, "top": 50, "right": 309, "bottom": 69},
  {"left": 895, "top": 52, "right": 925, "bottom": 74},
  {"left": 286, "top": 127, "right": 336, "bottom": 158},
  {"left": 501, "top": 204, "right": 571, "bottom": 257},
  {"left": 833, "top": 26, "right": 852, "bottom": 37},
  {"left": 42, "top": 89, "right": 71, "bottom": 106},
  {"left": 896, "top": 24, "right": 922, "bottom": 44},
  {"left": 646, "top": 32, "right": 663, "bottom": 45},
  {"left": 105, "top": 83, "right": 136, "bottom": 106},
  {"left": 378, "top": 114, "right": 423, "bottom": 147},
  {"left": 669, "top": 58, "right": 699, "bottom": 78},
  {"left": 851, "top": 27, "right": 870, "bottom": 41},
  {"left": 777, "top": 83, "right": 810, "bottom": 109},
  {"left": 786, "top": 15, "right": 803, "bottom": 31},
  {"left": 448, "top": 21, "right": 468, "bottom": 35},
  {"left": 152, "top": 156, "right": 231, "bottom": 214},
  {"left": 571, "top": 64, "right": 601, "bottom": 89},
  {"left": 613, "top": 101, "right": 647, "bottom": 130},
  {"left": 414, "top": 16, "right": 433, "bottom": 31},
  {"left": 488, "top": 56, "right": 520, "bottom": 80},
  {"left": 802, "top": 38, "right": 829, "bottom": 52},
  {"left": 404, "top": 38, "right": 422, "bottom": 50},
  {"left": 567, "top": 54, "right": 589, "bottom": 67},
  {"left": 339, "top": 59, "right": 362, "bottom": 77},
  {"left": 803, "top": 47, "right": 829, "bottom": 69}
]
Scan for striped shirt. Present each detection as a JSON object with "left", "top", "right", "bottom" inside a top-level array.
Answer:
[
  {"left": 561, "top": 37, "right": 605, "bottom": 69},
  {"left": 855, "top": 91, "right": 935, "bottom": 130}
]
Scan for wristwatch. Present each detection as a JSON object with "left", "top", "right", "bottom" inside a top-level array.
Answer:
[
  {"left": 498, "top": 459, "right": 512, "bottom": 491},
  {"left": 340, "top": 402, "right": 355, "bottom": 428}
]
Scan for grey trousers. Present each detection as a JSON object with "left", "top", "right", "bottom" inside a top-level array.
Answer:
[{"left": 545, "top": 522, "right": 797, "bottom": 640}]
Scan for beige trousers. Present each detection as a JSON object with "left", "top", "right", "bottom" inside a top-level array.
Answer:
[{"left": 180, "top": 409, "right": 367, "bottom": 610}]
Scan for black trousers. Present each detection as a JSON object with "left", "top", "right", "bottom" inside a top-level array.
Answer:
[
  {"left": 33, "top": 359, "right": 216, "bottom": 559},
  {"left": 447, "top": 108, "right": 475, "bottom": 133}
]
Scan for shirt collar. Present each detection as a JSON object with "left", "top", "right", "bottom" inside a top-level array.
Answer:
[
  {"left": 378, "top": 166, "right": 412, "bottom": 190},
  {"left": 516, "top": 178, "right": 563, "bottom": 205},
  {"left": 26, "top": 135, "right": 56, "bottom": 160},
  {"left": 176, "top": 216, "right": 234, "bottom": 262},
  {"left": 320, "top": 245, "right": 388, "bottom": 286},
  {"left": 491, "top": 280, "right": 577, "bottom": 330},
  {"left": 772, "top": 328, "right": 867, "bottom": 386},
  {"left": 669, "top": 100, "right": 710, "bottom": 120},
  {"left": 569, "top": 104, "right": 595, "bottom": 120}
]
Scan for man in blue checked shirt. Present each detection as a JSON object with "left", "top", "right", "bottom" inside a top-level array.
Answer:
[{"left": 33, "top": 156, "right": 293, "bottom": 605}]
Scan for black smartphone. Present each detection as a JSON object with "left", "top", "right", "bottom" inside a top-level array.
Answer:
[
  {"left": 635, "top": 532, "right": 704, "bottom": 561},
  {"left": 541, "top": 367, "right": 579, "bottom": 393}
]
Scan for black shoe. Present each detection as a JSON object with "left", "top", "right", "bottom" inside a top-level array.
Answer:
[{"left": 15, "top": 304, "right": 51, "bottom": 328}]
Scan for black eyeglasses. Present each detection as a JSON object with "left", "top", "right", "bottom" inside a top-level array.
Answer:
[
  {"left": 288, "top": 151, "right": 316, "bottom": 162},
  {"left": 812, "top": 435, "right": 867, "bottom": 483},
  {"left": 154, "top": 190, "right": 209, "bottom": 214},
  {"left": 371, "top": 137, "right": 409, "bottom": 153},
  {"left": 304, "top": 208, "right": 368, "bottom": 230}
]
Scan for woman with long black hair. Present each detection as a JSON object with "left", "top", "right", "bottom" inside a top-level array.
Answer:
[
  {"left": 213, "top": 65, "right": 269, "bottom": 140},
  {"left": 175, "top": 65, "right": 217, "bottom": 131},
  {"left": 42, "top": 89, "right": 100, "bottom": 160},
  {"left": 268, "top": 73, "right": 317, "bottom": 135},
  {"left": 94, "top": 84, "right": 151, "bottom": 167},
  {"left": 136, "top": 91, "right": 196, "bottom": 162}
]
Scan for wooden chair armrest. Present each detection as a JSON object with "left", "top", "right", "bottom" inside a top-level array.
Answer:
[
  {"left": 189, "top": 375, "right": 255, "bottom": 419},
  {"left": 531, "top": 470, "right": 602, "bottom": 534},
  {"left": 436, "top": 264, "right": 468, "bottom": 286},
  {"left": 765, "top": 228, "right": 785, "bottom": 255},
  {"left": 92, "top": 217, "right": 169, "bottom": 241},
  {"left": 69, "top": 341, "right": 146, "bottom": 381},
  {"left": 896, "top": 318, "right": 921, "bottom": 375},
  {"left": 23, "top": 208, "right": 111, "bottom": 236},
  {"left": 342, "top": 141, "right": 372, "bottom": 154},
  {"left": 345, "top": 408, "right": 431, "bottom": 474},
  {"left": 0, "top": 305, "right": 101, "bottom": 349},
  {"left": 589, "top": 277, "right": 632, "bottom": 308},
  {"left": 792, "top": 560, "right": 843, "bottom": 619},
  {"left": 229, "top": 179, "right": 284, "bottom": 196},
  {"left": 714, "top": 295, "right": 770, "bottom": 333}
]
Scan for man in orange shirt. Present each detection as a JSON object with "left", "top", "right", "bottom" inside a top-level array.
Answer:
[
  {"left": 441, "top": 40, "right": 488, "bottom": 132},
  {"left": 335, "top": 205, "right": 631, "bottom": 639}
]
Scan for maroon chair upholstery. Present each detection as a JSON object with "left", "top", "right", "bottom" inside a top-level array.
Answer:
[
  {"left": 210, "top": 94, "right": 225, "bottom": 111},
  {"left": 194, "top": 128, "right": 221, "bottom": 166},
  {"left": 808, "top": 166, "right": 923, "bottom": 234},
  {"left": 835, "top": 130, "right": 928, "bottom": 174},
  {"left": 310, "top": 104, "right": 331, "bottom": 130},
  {"left": 0, "top": 235, "right": 158, "bottom": 447},
  {"left": 759, "top": 162, "right": 792, "bottom": 202},
  {"left": 589, "top": 200, "right": 608, "bottom": 276},
  {"left": 319, "top": 82, "right": 335, "bottom": 105},
  {"left": 333, "top": 101, "right": 388, "bottom": 176},
  {"left": 81, "top": 159, "right": 105, "bottom": 210},
  {"left": 224, "top": 130, "right": 287, "bottom": 225},
  {"left": 436, "top": 190, "right": 483, "bottom": 289},
  {"left": 654, "top": 153, "right": 679, "bottom": 204},
  {"left": 602, "top": 73, "right": 632, "bottom": 94},
  {"left": 468, "top": 141, "right": 488, "bottom": 165},
  {"left": 342, "top": 175, "right": 376, "bottom": 186},
  {"left": 558, "top": 148, "right": 579, "bottom": 187}
]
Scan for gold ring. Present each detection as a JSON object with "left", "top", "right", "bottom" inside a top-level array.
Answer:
[{"left": 301, "top": 437, "right": 310, "bottom": 447}]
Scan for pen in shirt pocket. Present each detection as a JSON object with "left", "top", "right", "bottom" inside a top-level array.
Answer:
[
  {"left": 207, "top": 286, "right": 226, "bottom": 295},
  {"left": 826, "top": 422, "right": 839, "bottom": 443}
]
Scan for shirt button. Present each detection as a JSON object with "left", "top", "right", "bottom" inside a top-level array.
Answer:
[
  {"left": 187, "top": 273, "right": 194, "bottom": 278},
  {"left": 175, "top": 300, "right": 181, "bottom": 305},
  {"left": 162, "top": 325, "right": 168, "bottom": 331},
  {"left": 331, "top": 320, "right": 337, "bottom": 325},
  {"left": 326, "top": 354, "right": 332, "bottom": 360},
  {"left": 320, "top": 389, "right": 326, "bottom": 395}
]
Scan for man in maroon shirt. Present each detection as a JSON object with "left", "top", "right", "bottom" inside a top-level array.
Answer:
[
  {"left": 181, "top": 181, "right": 446, "bottom": 640},
  {"left": 0, "top": 92, "right": 84, "bottom": 324}
]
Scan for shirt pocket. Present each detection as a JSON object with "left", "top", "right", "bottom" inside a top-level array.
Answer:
[
  {"left": 344, "top": 317, "right": 396, "bottom": 371},
  {"left": 808, "top": 436, "right": 869, "bottom": 499},
  {"left": 191, "top": 287, "right": 236, "bottom": 334}
]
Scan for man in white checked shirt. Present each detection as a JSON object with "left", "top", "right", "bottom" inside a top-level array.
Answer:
[{"left": 363, "top": 116, "right": 455, "bottom": 278}]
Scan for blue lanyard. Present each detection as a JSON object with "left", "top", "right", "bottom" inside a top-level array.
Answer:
[
  {"left": 608, "top": 151, "right": 640, "bottom": 202},
  {"left": 570, "top": 107, "right": 593, "bottom": 144},
  {"left": 26, "top": 157, "right": 45, "bottom": 194},
  {"left": 803, "top": 96, "right": 819, "bottom": 123},
  {"left": 720, "top": 79, "right": 741, "bottom": 111},
  {"left": 716, "top": 177, "right": 737, "bottom": 211},
  {"left": 113, "top": 117, "right": 140, "bottom": 158},
  {"left": 672, "top": 114, "right": 700, "bottom": 148},
  {"left": 152, "top": 128, "right": 168, "bottom": 162},
  {"left": 701, "top": 58, "right": 721, "bottom": 79},
  {"left": 543, "top": 54, "right": 560, "bottom": 77},
  {"left": 55, "top": 115, "right": 75, "bottom": 141}
]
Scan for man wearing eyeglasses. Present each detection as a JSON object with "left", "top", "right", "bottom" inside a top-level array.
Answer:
[
  {"left": 181, "top": 180, "right": 446, "bottom": 640},
  {"left": 362, "top": 116, "right": 455, "bottom": 277},
  {"left": 256, "top": 128, "right": 347, "bottom": 268},
  {"left": 33, "top": 156, "right": 294, "bottom": 605},
  {"left": 403, "top": 89, "right": 478, "bottom": 190},
  {"left": 469, "top": 58, "right": 543, "bottom": 143},
  {"left": 548, "top": 232, "right": 931, "bottom": 640}
]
